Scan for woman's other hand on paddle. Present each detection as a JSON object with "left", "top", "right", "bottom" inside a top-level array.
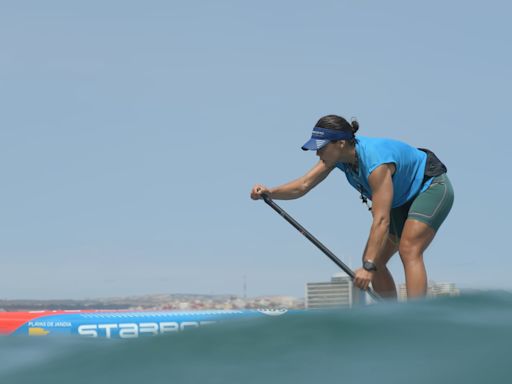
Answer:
[
  {"left": 251, "top": 184, "right": 270, "bottom": 200},
  {"left": 354, "top": 268, "right": 374, "bottom": 291}
]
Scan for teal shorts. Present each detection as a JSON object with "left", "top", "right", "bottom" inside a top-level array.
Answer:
[{"left": 390, "top": 174, "right": 454, "bottom": 238}]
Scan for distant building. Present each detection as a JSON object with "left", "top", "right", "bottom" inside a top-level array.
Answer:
[
  {"left": 429, "top": 282, "right": 460, "bottom": 297},
  {"left": 398, "top": 284, "right": 408, "bottom": 301},
  {"left": 305, "top": 273, "right": 363, "bottom": 309},
  {"left": 398, "top": 281, "right": 460, "bottom": 300}
]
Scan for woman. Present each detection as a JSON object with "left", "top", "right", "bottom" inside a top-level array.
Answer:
[{"left": 250, "top": 115, "right": 454, "bottom": 299}]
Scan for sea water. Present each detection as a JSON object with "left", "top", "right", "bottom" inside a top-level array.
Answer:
[{"left": 0, "top": 291, "right": 510, "bottom": 384}]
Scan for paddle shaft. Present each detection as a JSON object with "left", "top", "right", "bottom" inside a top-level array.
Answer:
[{"left": 261, "top": 195, "right": 381, "bottom": 301}]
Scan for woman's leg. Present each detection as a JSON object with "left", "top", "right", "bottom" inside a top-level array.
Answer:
[
  {"left": 399, "top": 221, "right": 436, "bottom": 298},
  {"left": 371, "top": 234, "right": 399, "bottom": 298},
  {"left": 399, "top": 174, "right": 454, "bottom": 298}
]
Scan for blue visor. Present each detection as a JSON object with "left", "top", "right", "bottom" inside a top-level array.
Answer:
[{"left": 301, "top": 127, "right": 354, "bottom": 151}]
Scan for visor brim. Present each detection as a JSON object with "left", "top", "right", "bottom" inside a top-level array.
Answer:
[{"left": 301, "top": 138, "right": 329, "bottom": 151}]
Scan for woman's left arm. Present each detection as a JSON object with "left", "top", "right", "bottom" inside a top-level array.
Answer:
[{"left": 353, "top": 163, "right": 395, "bottom": 291}]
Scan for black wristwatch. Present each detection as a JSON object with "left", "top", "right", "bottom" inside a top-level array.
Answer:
[{"left": 363, "top": 260, "right": 377, "bottom": 272}]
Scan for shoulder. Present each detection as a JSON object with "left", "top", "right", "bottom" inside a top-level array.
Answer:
[
  {"left": 359, "top": 136, "right": 419, "bottom": 158},
  {"left": 357, "top": 136, "right": 396, "bottom": 160},
  {"left": 357, "top": 136, "right": 405, "bottom": 175},
  {"left": 356, "top": 136, "right": 395, "bottom": 153},
  {"left": 358, "top": 135, "right": 406, "bottom": 147}
]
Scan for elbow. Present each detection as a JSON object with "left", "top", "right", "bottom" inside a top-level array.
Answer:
[{"left": 298, "top": 179, "right": 312, "bottom": 196}]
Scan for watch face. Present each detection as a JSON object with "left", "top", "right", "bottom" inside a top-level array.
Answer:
[{"left": 363, "top": 261, "right": 377, "bottom": 271}]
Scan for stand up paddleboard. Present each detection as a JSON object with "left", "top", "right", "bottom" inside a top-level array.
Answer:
[{"left": 0, "top": 308, "right": 291, "bottom": 338}]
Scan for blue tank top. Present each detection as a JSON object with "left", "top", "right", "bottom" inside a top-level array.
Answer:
[{"left": 336, "top": 136, "right": 432, "bottom": 208}]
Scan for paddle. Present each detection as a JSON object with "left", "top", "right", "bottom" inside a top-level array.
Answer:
[{"left": 261, "top": 194, "right": 381, "bottom": 302}]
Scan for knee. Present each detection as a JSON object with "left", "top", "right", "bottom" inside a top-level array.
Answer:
[{"left": 399, "top": 239, "right": 423, "bottom": 262}]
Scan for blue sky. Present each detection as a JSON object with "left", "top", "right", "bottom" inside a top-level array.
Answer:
[{"left": 0, "top": 1, "right": 510, "bottom": 299}]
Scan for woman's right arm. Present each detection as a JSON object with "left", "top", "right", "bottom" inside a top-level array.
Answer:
[{"left": 251, "top": 160, "right": 335, "bottom": 200}]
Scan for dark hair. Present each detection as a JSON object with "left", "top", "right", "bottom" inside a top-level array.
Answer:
[{"left": 315, "top": 114, "right": 359, "bottom": 145}]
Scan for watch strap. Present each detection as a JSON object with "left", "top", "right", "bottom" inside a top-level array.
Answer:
[{"left": 363, "top": 260, "right": 377, "bottom": 272}]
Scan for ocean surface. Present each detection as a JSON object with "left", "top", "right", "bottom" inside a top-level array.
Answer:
[{"left": 0, "top": 291, "right": 510, "bottom": 384}]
